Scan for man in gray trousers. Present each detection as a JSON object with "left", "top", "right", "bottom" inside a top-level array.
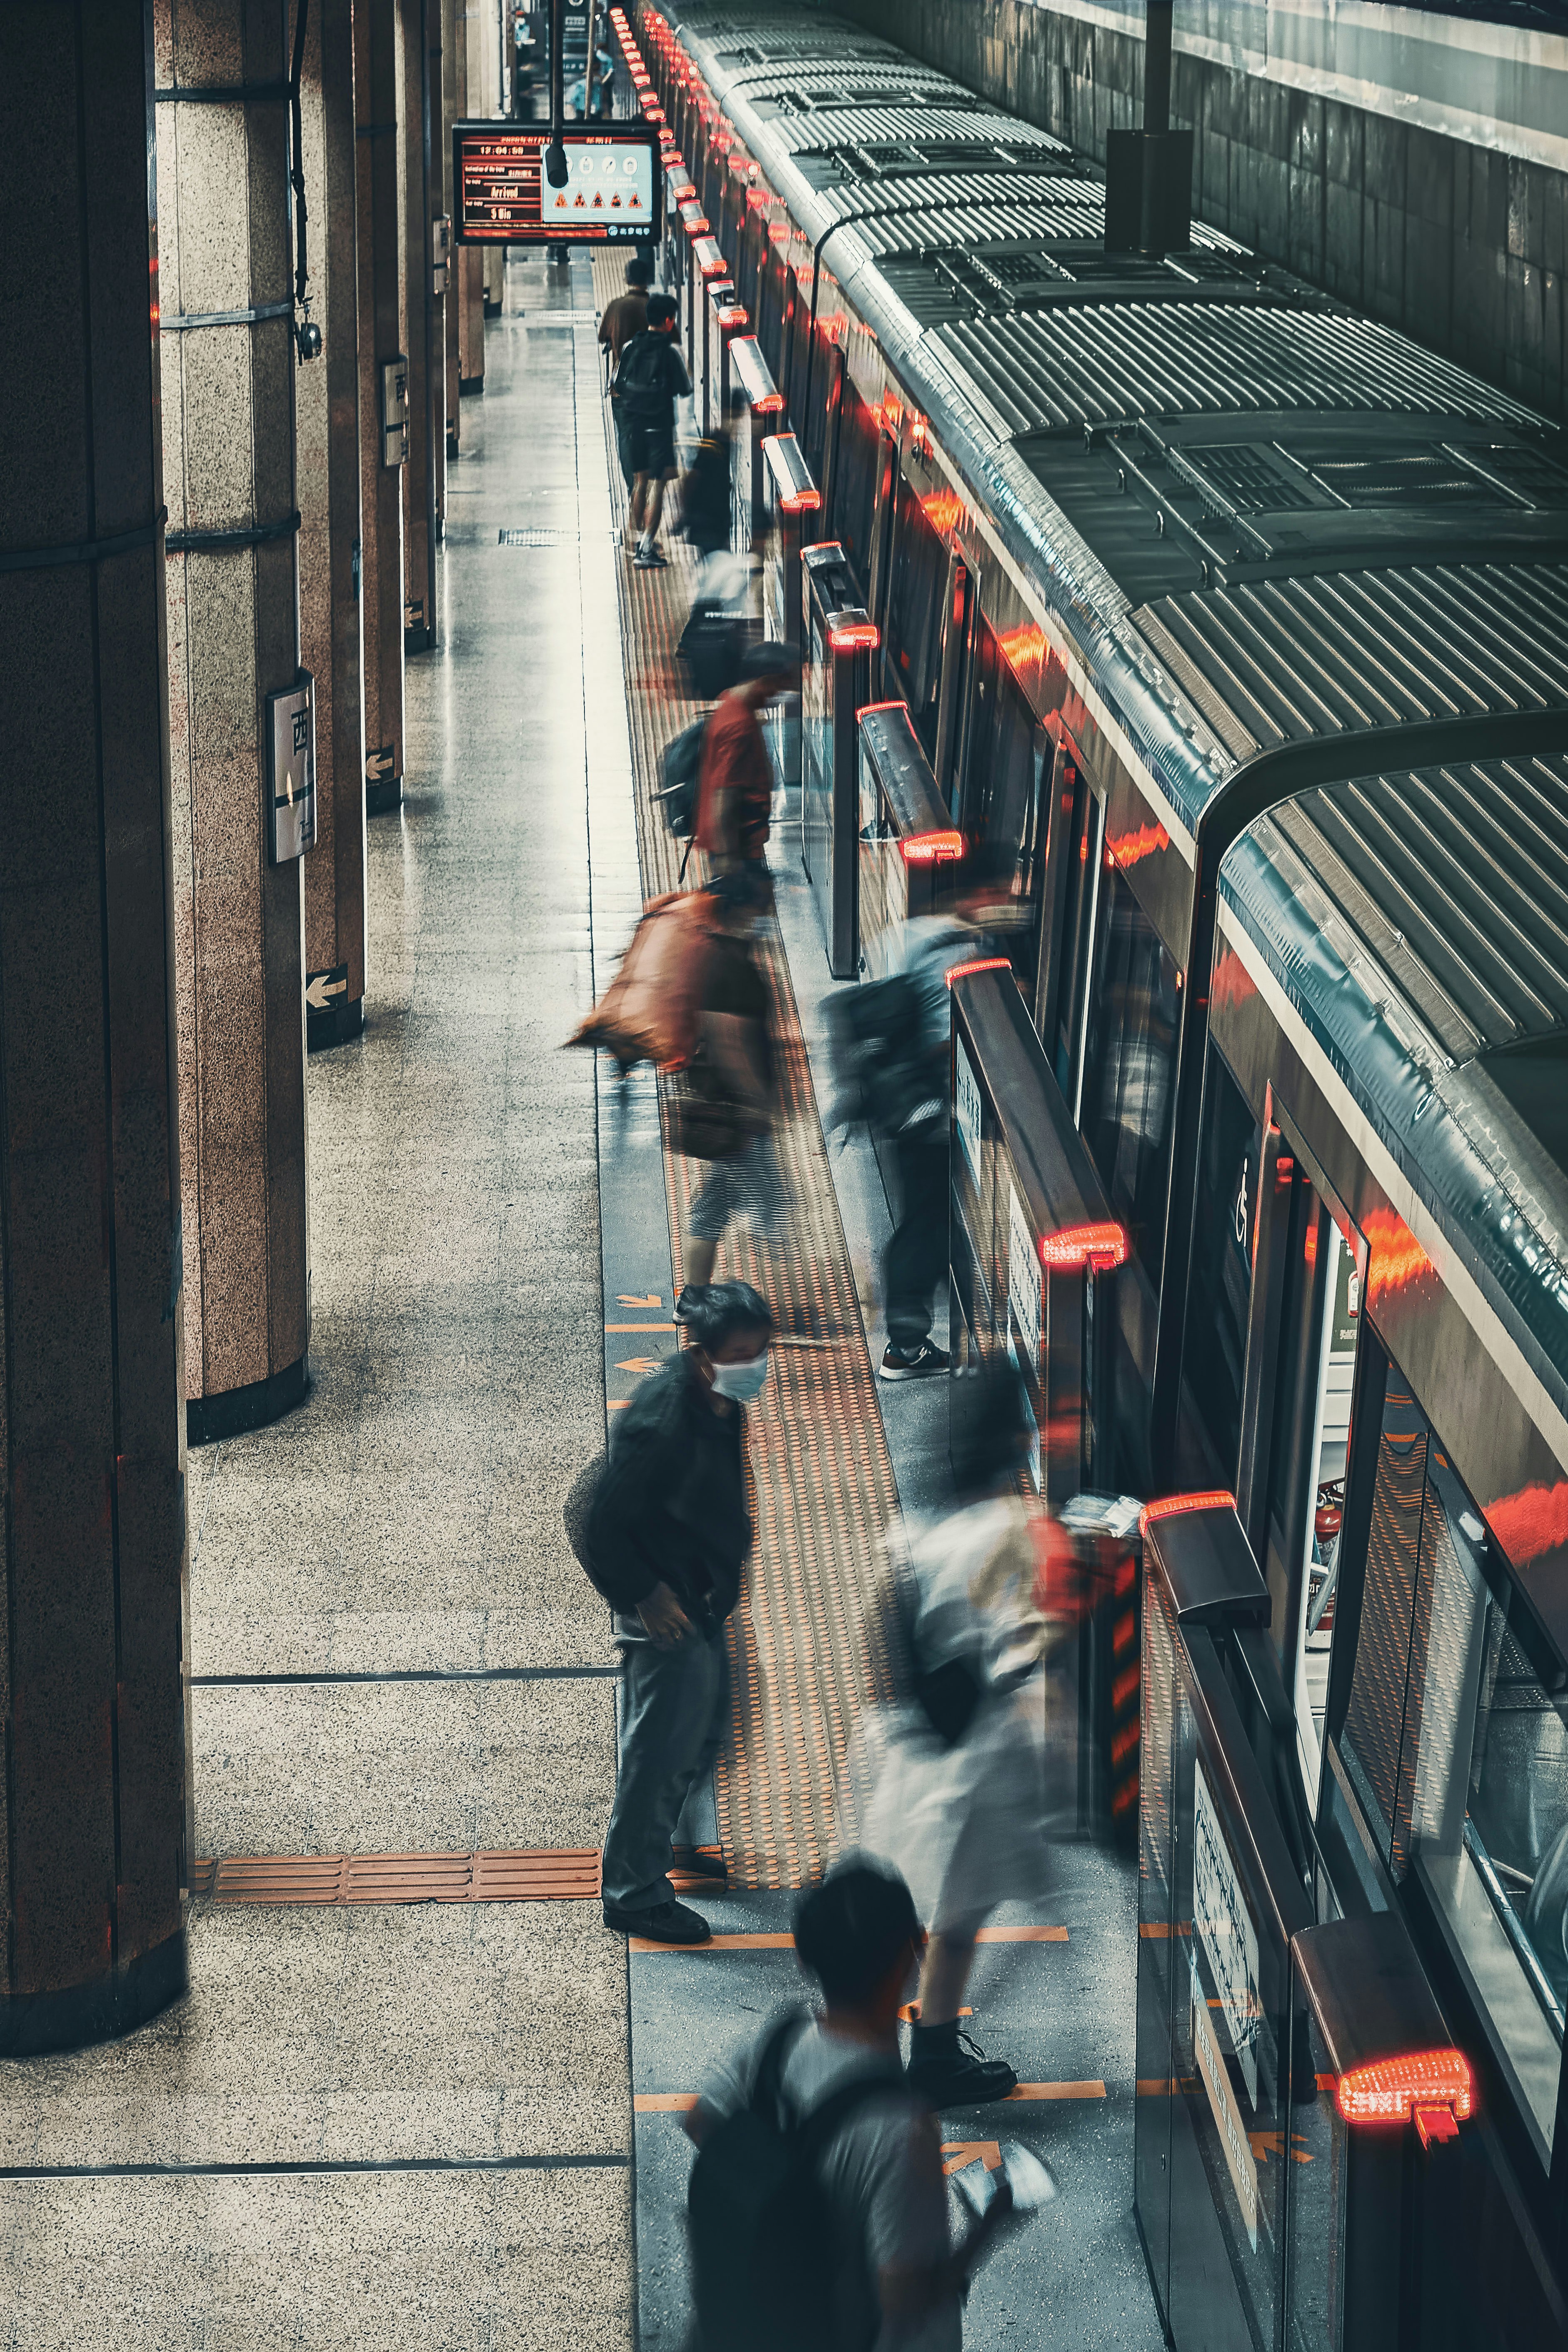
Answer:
[{"left": 589, "top": 1281, "right": 773, "bottom": 1945}]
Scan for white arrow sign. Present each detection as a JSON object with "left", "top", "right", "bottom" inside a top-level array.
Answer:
[{"left": 306, "top": 969, "right": 349, "bottom": 1012}]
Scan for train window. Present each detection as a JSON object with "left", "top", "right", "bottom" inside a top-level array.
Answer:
[
  {"left": 1181, "top": 1049, "right": 1261, "bottom": 1489},
  {"left": 1052, "top": 766, "right": 1101, "bottom": 1114},
  {"left": 757, "top": 253, "right": 784, "bottom": 381},
  {"left": 963, "top": 619, "right": 1046, "bottom": 971},
  {"left": 1342, "top": 1383, "right": 1566, "bottom": 2160},
  {"left": 882, "top": 482, "right": 946, "bottom": 757},
  {"left": 789, "top": 295, "right": 816, "bottom": 442},
  {"left": 1079, "top": 864, "right": 1180, "bottom": 1286},
  {"left": 832, "top": 383, "right": 879, "bottom": 594}
]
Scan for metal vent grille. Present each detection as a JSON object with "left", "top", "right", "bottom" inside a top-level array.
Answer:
[
  {"left": 1342, "top": 1411, "right": 1426, "bottom": 1875},
  {"left": 189, "top": 1848, "right": 603, "bottom": 1903},
  {"left": 1463, "top": 442, "right": 1568, "bottom": 506},
  {"left": 1309, "top": 449, "right": 1501, "bottom": 506},
  {"left": 499, "top": 527, "right": 614, "bottom": 546},
  {"left": 1186, "top": 443, "right": 1318, "bottom": 512}
]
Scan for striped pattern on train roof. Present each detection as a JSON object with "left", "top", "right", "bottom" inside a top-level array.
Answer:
[
  {"left": 815, "top": 170, "right": 1238, "bottom": 238},
  {"left": 845, "top": 207, "right": 1248, "bottom": 260},
  {"left": 932, "top": 304, "right": 1541, "bottom": 435},
  {"left": 1131, "top": 566, "right": 1568, "bottom": 758},
  {"left": 1257, "top": 756, "right": 1568, "bottom": 1061},
  {"left": 770, "top": 107, "right": 1065, "bottom": 152},
  {"left": 724, "top": 64, "right": 970, "bottom": 98}
]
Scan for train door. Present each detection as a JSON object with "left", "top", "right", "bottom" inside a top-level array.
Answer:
[
  {"left": 1041, "top": 747, "right": 1104, "bottom": 1124},
  {"left": 931, "top": 548, "right": 974, "bottom": 812}
]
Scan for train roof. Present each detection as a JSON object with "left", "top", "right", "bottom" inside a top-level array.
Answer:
[{"left": 653, "top": 0, "right": 1568, "bottom": 1417}]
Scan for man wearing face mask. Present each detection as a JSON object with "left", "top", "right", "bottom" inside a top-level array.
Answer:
[{"left": 592, "top": 1280, "right": 774, "bottom": 1945}]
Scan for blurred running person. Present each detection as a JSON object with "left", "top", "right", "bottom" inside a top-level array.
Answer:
[
  {"left": 615, "top": 291, "right": 691, "bottom": 568},
  {"left": 694, "top": 640, "right": 796, "bottom": 880},
  {"left": 591, "top": 1281, "right": 774, "bottom": 1945},
  {"left": 680, "top": 867, "right": 784, "bottom": 1295},
  {"left": 599, "top": 254, "right": 653, "bottom": 507},
  {"left": 851, "top": 1360, "right": 1052, "bottom": 2105}
]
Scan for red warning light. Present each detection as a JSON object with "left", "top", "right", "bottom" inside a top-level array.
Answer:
[
  {"left": 1336, "top": 2050, "right": 1474, "bottom": 2128},
  {"left": 901, "top": 831, "right": 965, "bottom": 865},
  {"left": 827, "top": 621, "right": 880, "bottom": 652},
  {"left": 1040, "top": 1221, "right": 1131, "bottom": 1271},
  {"left": 944, "top": 954, "right": 1011, "bottom": 982},
  {"left": 1139, "top": 1491, "right": 1237, "bottom": 1537}
]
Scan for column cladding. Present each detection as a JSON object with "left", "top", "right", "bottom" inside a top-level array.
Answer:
[
  {"left": 400, "top": 0, "right": 438, "bottom": 651},
  {"left": 357, "top": 0, "right": 407, "bottom": 814},
  {"left": 157, "top": 0, "right": 312, "bottom": 1444},
  {"left": 0, "top": 0, "right": 190, "bottom": 2053}
]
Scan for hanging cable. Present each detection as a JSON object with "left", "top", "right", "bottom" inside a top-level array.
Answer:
[{"left": 288, "top": 0, "right": 322, "bottom": 357}]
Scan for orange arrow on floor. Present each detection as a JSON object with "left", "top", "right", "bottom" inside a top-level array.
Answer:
[
  {"left": 618, "top": 1293, "right": 664, "bottom": 1308},
  {"left": 942, "top": 2142, "right": 1001, "bottom": 2177},
  {"left": 615, "top": 1357, "right": 664, "bottom": 1375}
]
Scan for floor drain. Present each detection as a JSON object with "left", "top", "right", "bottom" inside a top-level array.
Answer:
[{"left": 498, "top": 526, "right": 617, "bottom": 546}]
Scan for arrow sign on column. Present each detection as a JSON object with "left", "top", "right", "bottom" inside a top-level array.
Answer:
[
  {"left": 941, "top": 2142, "right": 1001, "bottom": 2177},
  {"left": 306, "top": 966, "right": 349, "bottom": 1012}
]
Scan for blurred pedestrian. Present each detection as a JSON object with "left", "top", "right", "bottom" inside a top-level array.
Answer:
[
  {"left": 590, "top": 1281, "right": 774, "bottom": 1945},
  {"left": 850, "top": 1360, "right": 1052, "bottom": 2104},
  {"left": 678, "top": 868, "right": 784, "bottom": 1295},
  {"left": 685, "top": 1861, "right": 965, "bottom": 2352},
  {"left": 599, "top": 255, "right": 654, "bottom": 504},
  {"left": 615, "top": 290, "right": 692, "bottom": 568},
  {"left": 694, "top": 640, "right": 796, "bottom": 879}
]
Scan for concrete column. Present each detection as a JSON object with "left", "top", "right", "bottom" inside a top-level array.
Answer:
[
  {"left": 401, "top": 0, "right": 438, "bottom": 651},
  {"left": 0, "top": 0, "right": 188, "bottom": 2053},
  {"left": 300, "top": 0, "right": 369, "bottom": 1049},
  {"left": 444, "top": 0, "right": 464, "bottom": 459},
  {"left": 158, "top": 0, "right": 311, "bottom": 1445},
  {"left": 460, "top": 0, "right": 489, "bottom": 388},
  {"left": 357, "top": 0, "right": 407, "bottom": 814},
  {"left": 429, "top": 0, "right": 449, "bottom": 542}
]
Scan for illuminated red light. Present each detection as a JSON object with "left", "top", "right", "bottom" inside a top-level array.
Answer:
[
  {"left": 903, "top": 830, "right": 965, "bottom": 865},
  {"left": 880, "top": 391, "right": 903, "bottom": 432},
  {"left": 716, "top": 305, "right": 749, "bottom": 327},
  {"left": 699, "top": 252, "right": 729, "bottom": 280},
  {"left": 753, "top": 389, "right": 786, "bottom": 412},
  {"left": 780, "top": 488, "right": 822, "bottom": 514},
  {"left": 768, "top": 221, "right": 790, "bottom": 244},
  {"left": 684, "top": 214, "right": 712, "bottom": 237},
  {"left": 1040, "top": 1221, "right": 1131, "bottom": 1271},
  {"left": 921, "top": 489, "right": 964, "bottom": 532},
  {"left": 1106, "top": 821, "right": 1171, "bottom": 868},
  {"left": 1139, "top": 1491, "right": 1237, "bottom": 1537},
  {"left": 828, "top": 622, "right": 880, "bottom": 652},
  {"left": 746, "top": 188, "right": 770, "bottom": 213},
  {"left": 642, "top": 101, "right": 666, "bottom": 121},
  {"left": 944, "top": 955, "right": 1012, "bottom": 983},
  {"left": 1336, "top": 2050, "right": 1474, "bottom": 2128}
]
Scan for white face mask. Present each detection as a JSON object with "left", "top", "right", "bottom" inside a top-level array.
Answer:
[{"left": 710, "top": 1351, "right": 769, "bottom": 1403}]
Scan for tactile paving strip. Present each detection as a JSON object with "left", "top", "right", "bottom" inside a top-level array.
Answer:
[
  {"left": 590, "top": 250, "right": 898, "bottom": 1890},
  {"left": 188, "top": 1849, "right": 603, "bottom": 1903}
]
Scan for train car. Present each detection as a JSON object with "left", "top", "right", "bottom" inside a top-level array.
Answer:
[{"left": 629, "top": 3, "right": 1568, "bottom": 2340}]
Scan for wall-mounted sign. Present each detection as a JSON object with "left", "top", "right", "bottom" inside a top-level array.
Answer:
[
  {"left": 267, "top": 672, "right": 316, "bottom": 864},
  {"left": 955, "top": 1034, "right": 982, "bottom": 1186},
  {"left": 452, "top": 123, "right": 663, "bottom": 245}
]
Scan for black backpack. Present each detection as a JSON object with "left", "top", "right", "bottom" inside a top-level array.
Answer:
[
  {"left": 614, "top": 330, "right": 677, "bottom": 421},
  {"left": 822, "top": 973, "right": 946, "bottom": 1141},
  {"left": 688, "top": 2012, "right": 909, "bottom": 2352}
]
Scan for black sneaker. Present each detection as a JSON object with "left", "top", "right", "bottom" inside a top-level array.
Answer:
[
  {"left": 671, "top": 1846, "right": 729, "bottom": 1885},
  {"left": 905, "top": 2028, "right": 1018, "bottom": 2107},
  {"left": 879, "top": 1340, "right": 951, "bottom": 1382},
  {"left": 603, "top": 1897, "right": 711, "bottom": 1944}
]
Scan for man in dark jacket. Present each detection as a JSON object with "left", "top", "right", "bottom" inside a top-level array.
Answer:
[
  {"left": 592, "top": 1280, "right": 774, "bottom": 1944},
  {"left": 616, "top": 291, "right": 692, "bottom": 570}
]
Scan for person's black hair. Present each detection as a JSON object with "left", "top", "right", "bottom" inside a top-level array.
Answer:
[
  {"left": 951, "top": 1354, "right": 1033, "bottom": 1497},
  {"left": 738, "top": 639, "right": 796, "bottom": 685},
  {"left": 647, "top": 291, "right": 679, "bottom": 329},
  {"left": 625, "top": 255, "right": 654, "bottom": 289},
  {"left": 676, "top": 1280, "right": 774, "bottom": 1351},
  {"left": 794, "top": 1862, "right": 921, "bottom": 2005}
]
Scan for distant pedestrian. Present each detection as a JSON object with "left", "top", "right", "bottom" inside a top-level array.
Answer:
[
  {"left": 590, "top": 1281, "right": 774, "bottom": 1945},
  {"left": 684, "top": 1861, "right": 966, "bottom": 2352},
  {"left": 614, "top": 290, "right": 692, "bottom": 568},
  {"left": 851, "top": 1360, "right": 1052, "bottom": 2105},
  {"left": 679, "top": 868, "right": 785, "bottom": 1295},
  {"left": 599, "top": 255, "right": 654, "bottom": 498},
  {"left": 694, "top": 640, "right": 796, "bottom": 879}
]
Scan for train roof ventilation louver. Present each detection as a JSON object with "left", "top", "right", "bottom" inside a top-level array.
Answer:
[{"left": 1306, "top": 449, "right": 1513, "bottom": 507}]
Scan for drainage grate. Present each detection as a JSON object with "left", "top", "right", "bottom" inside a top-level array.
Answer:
[
  {"left": 499, "top": 526, "right": 619, "bottom": 546},
  {"left": 189, "top": 1848, "right": 602, "bottom": 1903}
]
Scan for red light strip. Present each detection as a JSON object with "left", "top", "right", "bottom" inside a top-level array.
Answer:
[
  {"left": 1336, "top": 2049, "right": 1474, "bottom": 2126},
  {"left": 944, "top": 954, "right": 1011, "bottom": 983},
  {"left": 716, "top": 305, "right": 749, "bottom": 327},
  {"left": 902, "top": 830, "right": 965, "bottom": 865},
  {"left": 753, "top": 389, "right": 786, "bottom": 411},
  {"left": 1138, "top": 1491, "right": 1236, "bottom": 1537},
  {"left": 780, "top": 488, "right": 822, "bottom": 514},
  {"left": 828, "top": 622, "right": 879, "bottom": 651},
  {"left": 1040, "top": 1221, "right": 1130, "bottom": 1271}
]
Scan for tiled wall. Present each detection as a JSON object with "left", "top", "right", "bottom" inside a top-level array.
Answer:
[{"left": 844, "top": 0, "right": 1568, "bottom": 422}]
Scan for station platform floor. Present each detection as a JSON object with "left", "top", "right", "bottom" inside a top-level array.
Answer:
[{"left": 0, "top": 248, "right": 1161, "bottom": 2352}]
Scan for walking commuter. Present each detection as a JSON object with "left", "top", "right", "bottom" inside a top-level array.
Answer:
[
  {"left": 599, "top": 255, "right": 653, "bottom": 500},
  {"left": 851, "top": 1361, "right": 1053, "bottom": 2105},
  {"left": 614, "top": 290, "right": 692, "bottom": 569},
  {"left": 679, "top": 867, "right": 785, "bottom": 1295},
  {"left": 694, "top": 640, "right": 796, "bottom": 879},
  {"left": 685, "top": 1861, "right": 964, "bottom": 2352},
  {"left": 589, "top": 1281, "right": 774, "bottom": 1945}
]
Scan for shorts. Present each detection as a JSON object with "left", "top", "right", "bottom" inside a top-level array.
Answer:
[
  {"left": 627, "top": 417, "right": 677, "bottom": 478},
  {"left": 688, "top": 1133, "right": 786, "bottom": 1242}
]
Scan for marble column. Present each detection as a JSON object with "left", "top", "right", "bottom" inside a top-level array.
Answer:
[
  {"left": 300, "top": 0, "right": 369, "bottom": 1049},
  {"left": 357, "top": 0, "right": 407, "bottom": 814},
  {"left": 460, "top": 0, "right": 489, "bottom": 388},
  {"left": 0, "top": 0, "right": 188, "bottom": 2053},
  {"left": 444, "top": 0, "right": 464, "bottom": 459},
  {"left": 157, "top": 0, "right": 311, "bottom": 1444},
  {"left": 401, "top": 0, "right": 438, "bottom": 651}
]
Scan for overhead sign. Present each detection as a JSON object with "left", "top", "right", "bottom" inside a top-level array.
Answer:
[{"left": 452, "top": 123, "right": 662, "bottom": 245}]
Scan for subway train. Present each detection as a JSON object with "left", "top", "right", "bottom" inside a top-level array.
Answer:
[{"left": 623, "top": 3, "right": 1568, "bottom": 2343}]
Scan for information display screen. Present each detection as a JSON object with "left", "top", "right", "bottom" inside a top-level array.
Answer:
[{"left": 452, "top": 123, "right": 662, "bottom": 245}]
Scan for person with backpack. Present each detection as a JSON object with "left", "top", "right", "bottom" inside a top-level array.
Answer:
[
  {"left": 586, "top": 1280, "right": 774, "bottom": 1946},
  {"left": 684, "top": 1862, "right": 965, "bottom": 2352},
  {"left": 694, "top": 640, "right": 797, "bottom": 881},
  {"left": 599, "top": 255, "right": 653, "bottom": 501},
  {"left": 615, "top": 291, "right": 692, "bottom": 570},
  {"left": 677, "top": 868, "right": 784, "bottom": 1295}
]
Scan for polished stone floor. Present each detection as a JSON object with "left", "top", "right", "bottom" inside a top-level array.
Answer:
[{"left": 0, "top": 252, "right": 635, "bottom": 2349}]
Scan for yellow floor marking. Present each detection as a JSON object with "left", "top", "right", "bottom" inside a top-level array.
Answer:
[
  {"left": 604, "top": 1322, "right": 678, "bottom": 1332},
  {"left": 634, "top": 2092, "right": 700, "bottom": 2112},
  {"left": 976, "top": 1925, "right": 1069, "bottom": 1943},
  {"left": 943, "top": 2140, "right": 1001, "bottom": 2175},
  {"left": 1006, "top": 2081, "right": 1107, "bottom": 2100}
]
